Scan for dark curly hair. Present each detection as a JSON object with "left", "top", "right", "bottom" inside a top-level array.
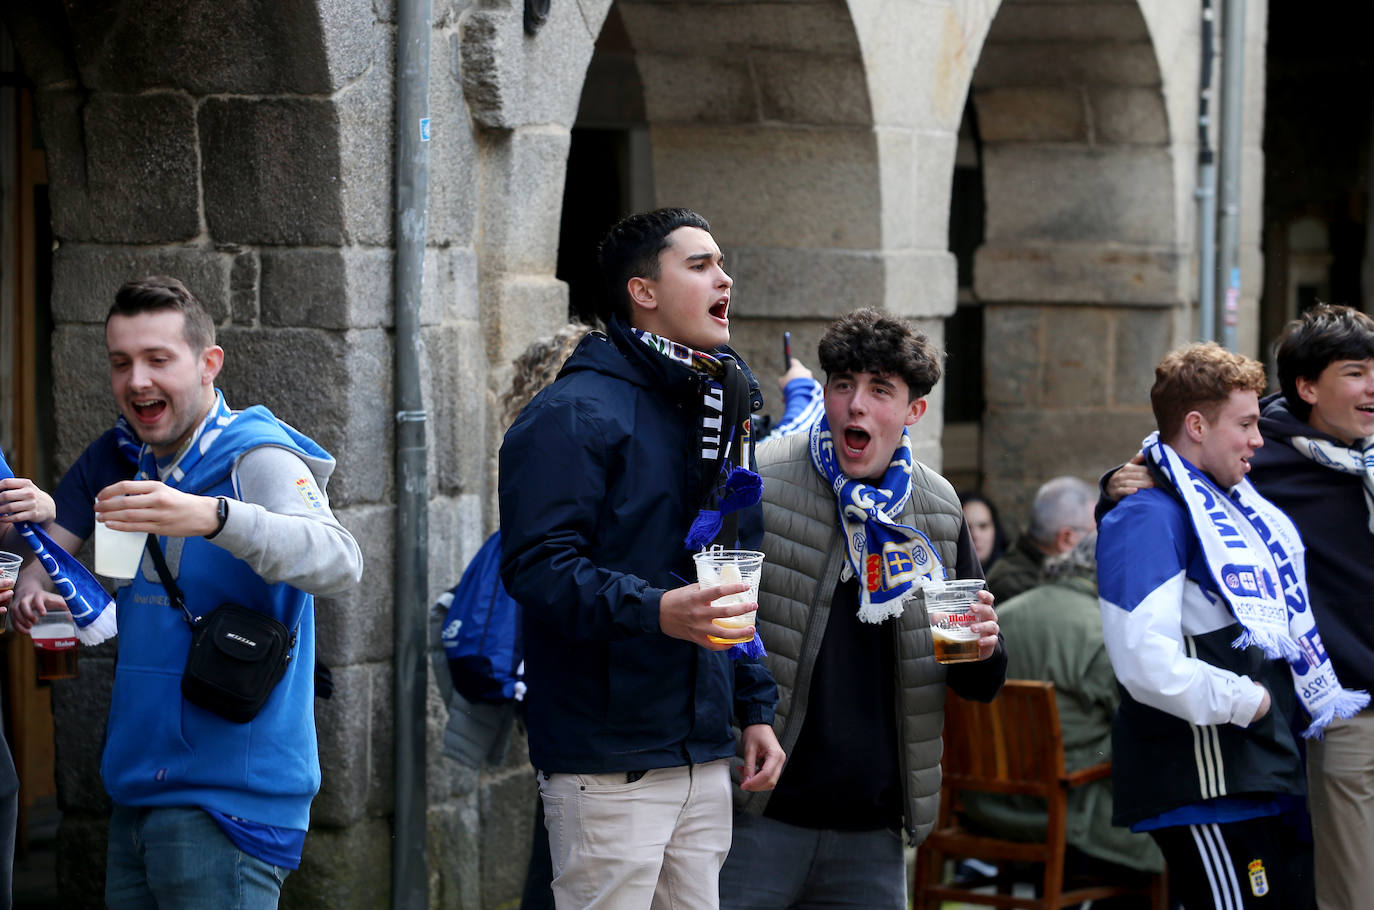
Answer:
[
  {"left": 816, "top": 308, "right": 943, "bottom": 400},
  {"left": 593, "top": 208, "right": 711, "bottom": 325},
  {"left": 1275, "top": 304, "right": 1374, "bottom": 421}
]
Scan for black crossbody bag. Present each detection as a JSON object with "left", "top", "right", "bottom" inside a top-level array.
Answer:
[{"left": 147, "top": 536, "right": 298, "bottom": 724}]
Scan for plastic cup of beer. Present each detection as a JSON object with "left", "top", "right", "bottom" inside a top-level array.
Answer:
[
  {"left": 32, "top": 606, "right": 79, "bottom": 681},
  {"left": 0, "top": 551, "right": 21, "bottom": 607},
  {"left": 922, "top": 579, "right": 985, "bottom": 664},
  {"left": 94, "top": 518, "right": 146, "bottom": 579},
  {"left": 0, "top": 550, "right": 20, "bottom": 585},
  {"left": 693, "top": 549, "right": 764, "bottom": 645}
]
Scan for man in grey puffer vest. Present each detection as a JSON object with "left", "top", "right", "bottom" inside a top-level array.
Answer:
[{"left": 719, "top": 308, "right": 1007, "bottom": 909}]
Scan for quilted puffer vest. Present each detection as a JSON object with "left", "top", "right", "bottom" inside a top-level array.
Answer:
[{"left": 736, "top": 431, "right": 964, "bottom": 843}]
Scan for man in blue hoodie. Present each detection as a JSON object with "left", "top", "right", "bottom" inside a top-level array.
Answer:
[
  {"left": 499, "top": 209, "right": 784, "bottom": 909},
  {"left": 13, "top": 276, "right": 362, "bottom": 908}
]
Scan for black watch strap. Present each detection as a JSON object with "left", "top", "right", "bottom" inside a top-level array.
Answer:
[{"left": 205, "top": 496, "right": 229, "bottom": 540}]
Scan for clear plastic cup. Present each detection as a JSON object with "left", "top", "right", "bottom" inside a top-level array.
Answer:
[
  {"left": 32, "top": 606, "right": 79, "bottom": 680},
  {"left": 0, "top": 551, "right": 21, "bottom": 634},
  {"left": 0, "top": 551, "right": 20, "bottom": 587},
  {"left": 94, "top": 520, "right": 146, "bottom": 579},
  {"left": 922, "top": 579, "right": 985, "bottom": 664},
  {"left": 693, "top": 549, "right": 764, "bottom": 645}
]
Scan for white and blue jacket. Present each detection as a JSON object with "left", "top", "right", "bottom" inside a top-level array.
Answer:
[{"left": 1097, "top": 484, "right": 1305, "bottom": 829}]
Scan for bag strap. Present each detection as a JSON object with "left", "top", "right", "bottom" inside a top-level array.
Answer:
[
  {"left": 145, "top": 534, "right": 304, "bottom": 646},
  {"left": 146, "top": 534, "right": 197, "bottom": 628}
]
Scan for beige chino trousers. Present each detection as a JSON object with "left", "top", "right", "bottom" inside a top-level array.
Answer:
[
  {"left": 1308, "top": 710, "right": 1374, "bottom": 910},
  {"left": 538, "top": 758, "right": 732, "bottom": 910}
]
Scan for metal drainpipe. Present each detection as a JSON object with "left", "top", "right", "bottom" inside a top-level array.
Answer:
[
  {"left": 1215, "top": 0, "right": 1246, "bottom": 351},
  {"left": 1196, "top": 0, "right": 1217, "bottom": 342},
  {"left": 393, "top": 0, "right": 432, "bottom": 905}
]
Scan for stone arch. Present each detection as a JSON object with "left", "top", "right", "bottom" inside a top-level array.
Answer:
[
  {"left": 462, "top": 0, "right": 883, "bottom": 420},
  {"left": 942, "top": 0, "right": 1196, "bottom": 520}
]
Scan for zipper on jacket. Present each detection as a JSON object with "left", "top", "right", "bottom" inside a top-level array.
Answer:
[
  {"left": 894, "top": 618, "right": 917, "bottom": 844},
  {"left": 745, "top": 527, "right": 847, "bottom": 816}
]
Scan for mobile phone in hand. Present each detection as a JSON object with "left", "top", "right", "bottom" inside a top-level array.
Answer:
[{"left": 782, "top": 331, "right": 792, "bottom": 370}]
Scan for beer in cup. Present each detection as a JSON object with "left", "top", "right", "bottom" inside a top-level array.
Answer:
[
  {"left": 922, "top": 579, "right": 985, "bottom": 664},
  {"left": 95, "top": 516, "right": 146, "bottom": 579},
  {"left": 32, "top": 606, "right": 79, "bottom": 681},
  {"left": 692, "top": 549, "right": 764, "bottom": 645},
  {"left": 0, "top": 552, "right": 21, "bottom": 622},
  {"left": 0, "top": 550, "right": 20, "bottom": 586}
]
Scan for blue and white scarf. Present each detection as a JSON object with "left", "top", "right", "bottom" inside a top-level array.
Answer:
[
  {"left": 629, "top": 329, "right": 765, "bottom": 659},
  {"left": 1288, "top": 433, "right": 1374, "bottom": 534},
  {"left": 809, "top": 415, "right": 944, "bottom": 623},
  {"left": 112, "top": 416, "right": 143, "bottom": 465},
  {"left": 136, "top": 390, "right": 237, "bottom": 487},
  {"left": 0, "top": 450, "right": 118, "bottom": 645},
  {"left": 1144, "top": 432, "right": 1368, "bottom": 737}
]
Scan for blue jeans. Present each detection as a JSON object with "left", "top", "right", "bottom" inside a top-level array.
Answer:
[
  {"left": 106, "top": 806, "right": 288, "bottom": 910},
  {"left": 718, "top": 812, "right": 906, "bottom": 910}
]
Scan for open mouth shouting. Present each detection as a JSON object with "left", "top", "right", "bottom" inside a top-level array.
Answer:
[
  {"left": 131, "top": 396, "right": 168, "bottom": 426},
  {"left": 843, "top": 426, "right": 871, "bottom": 459},
  {"left": 709, "top": 295, "right": 730, "bottom": 325}
]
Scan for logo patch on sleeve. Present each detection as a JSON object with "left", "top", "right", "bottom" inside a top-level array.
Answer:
[
  {"left": 1247, "top": 859, "right": 1269, "bottom": 897},
  {"left": 295, "top": 477, "right": 325, "bottom": 510}
]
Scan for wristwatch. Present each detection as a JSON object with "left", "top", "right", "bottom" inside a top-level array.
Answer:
[{"left": 206, "top": 496, "right": 229, "bottom": 539}]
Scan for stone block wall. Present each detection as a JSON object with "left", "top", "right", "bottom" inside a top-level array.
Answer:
[
  {"left": 961, "top": 0, "right": 1242, "bottom": 529},
  {"left": 3, "top": 0, "right": 1266, "bottom": 905},
  {"left": 981, "top": 303, "right": 1168, "bottom": 523},
  {"left": 7, "top": 0, "right": 497, "bottom": 905}
]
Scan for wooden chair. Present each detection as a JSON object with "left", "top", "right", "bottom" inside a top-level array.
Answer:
[{"left": 912, "top": 680, "right": 1166, "bottom": 910}]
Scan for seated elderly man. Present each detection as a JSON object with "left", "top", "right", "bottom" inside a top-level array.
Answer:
[
  {"left": 959, "top": 533, "right": 1163, "bottom": 888},
  {"left": 986, "top": 476, "right": 1095, "bottom": 603}
]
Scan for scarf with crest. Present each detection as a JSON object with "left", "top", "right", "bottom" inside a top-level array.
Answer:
[
  {"left": 629, "top": 327, "right": 764, "bottom": 658},
  {"left": 808, "top": 415, "right": 945, "bottom": 623},
  {"left": 1143, "top": 432, "right": 1367, "bottom": 736}
]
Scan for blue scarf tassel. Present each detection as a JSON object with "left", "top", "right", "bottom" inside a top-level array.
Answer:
[{"left": 683, "top": 466, "right": 762, "bottom": 550}]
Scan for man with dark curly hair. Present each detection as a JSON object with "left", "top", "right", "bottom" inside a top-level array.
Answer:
[
  {"left": 1253, "top": 306, "right": 1374, "bottom": 910},
  {"left": 719, "top": 307, "right": 1006, "bottom": 908}
]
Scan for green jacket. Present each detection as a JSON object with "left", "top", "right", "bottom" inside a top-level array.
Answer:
[{"left": 959, "top": 574, "right": 1164, "bottom": 873}]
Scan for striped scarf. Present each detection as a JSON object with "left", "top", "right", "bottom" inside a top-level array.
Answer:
[{"left": 630, "top": 329, "right": 762, "bottom": 552}]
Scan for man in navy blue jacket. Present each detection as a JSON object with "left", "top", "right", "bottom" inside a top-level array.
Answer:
[
  {"left": 1247, "top": 307, "right": 1374, "bottom": 910},
  {"left": 499, "top": 209, "right": 784, "bottom": 910}
]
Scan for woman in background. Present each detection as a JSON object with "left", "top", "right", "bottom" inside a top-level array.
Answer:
[{"left": 959, "top": 491, "right": 1008, "bottom": 572}]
